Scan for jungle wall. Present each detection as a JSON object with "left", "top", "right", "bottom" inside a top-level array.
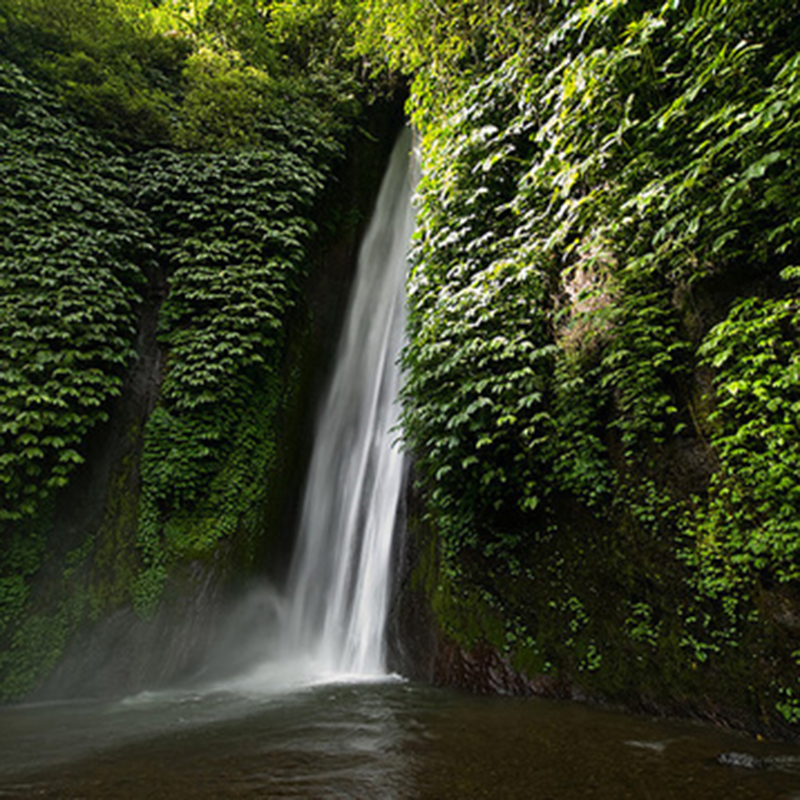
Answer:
[
  {"left": 0, "top": 0, "right": 403, "bottom": 700},
  {"left": 2, "top": 0, "right": 800, "bottom": 739},
  {"left": 379, "top": 0, "right": 800, "bottom": 736}
]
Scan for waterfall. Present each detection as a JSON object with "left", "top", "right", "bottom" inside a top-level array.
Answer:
[{"left": 280, "top": 129, "right": 417, "bottom": 678}]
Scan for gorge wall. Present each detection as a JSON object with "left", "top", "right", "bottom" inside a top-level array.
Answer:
[
  {"left": 0, "top": 38, "right": 404, "bottom": 698},
  {"left": 387, "top": 0, "right": 800, "bottom": 738}
]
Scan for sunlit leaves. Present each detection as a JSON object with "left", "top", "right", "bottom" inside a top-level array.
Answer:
[
  {"left": 0, "top": 0, "right": 188, "bottom": 148},
  {"left": 401, "top": 62, "right": 556, "bottom": 555},
  {"left": 692, "top": 294, "right": 800, "bottom": 589}
]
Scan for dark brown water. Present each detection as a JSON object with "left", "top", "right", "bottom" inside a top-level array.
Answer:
[{"left": 1, "top": 681, "right": 800, "bottom": 799}]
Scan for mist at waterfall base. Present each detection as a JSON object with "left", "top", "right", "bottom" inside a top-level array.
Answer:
[{"left": 3, "top": 132, "right": 800, "bottom": 799}]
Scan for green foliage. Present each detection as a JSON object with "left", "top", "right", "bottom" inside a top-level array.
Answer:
[
  {"left": 0, "top": 0, "right": 189, "bottom": 147},
  {"left": 0, "top": 569, "right": 93, "bottom": 699},
  {"left": 0, "top": 61, "right": 150, "bottom": 524},
  {"left": 597, "top": 288, "right": 689, "bottom": 456},
  {"left": 544, "top": 357, "right": 611, "bottom": 509},
  {"left": 4, "top": 0, "right": 799, "bottom": 723},
  {"left": 384, "top": 0, "right": 800, "bottom": 722},
  {"left": 624, "top": 602, "right": 660, "bottom": 648},
  {"left": 134, "top": 144, "right": 324, "bottom": 509},
  {"left": 176, "top": 47, "right": 274, "bottom": 151},
  {"left": 775, "top": 687, "right": 800, "bottom": 726},
  {"left": 154, "top": 0, "right": 365, "bottom": 152},
  {"left": 0, "top": 509, "right": 100, "bottom": 700},
  {"left": 0, "top": 62, "right": 154, "bottom": 695},
  {"left": 0, "top": 0, "right": 364, "bottom": 151},
  {"left": 401, "top": 60, "right": 556, "bottom": 558},
  {"left": 128, "top": 116, "right": 340, "bottom": 612},
  {"left": 1, "top": 0, "right": 363, "bottom": 673},
  {"left": 266, "top": 0, "right": 360, "bottom": 72},
  {"left": 146, "top": 0, "right": 359, "bottom": 72},
  {"left": 775, "top": 650, "right": 800, "bottom": 724},
  {"left": 353, "top": 0, "right": 533, "bottom": 79},
  {"left": 0, "top": 530, "right": 45, "bottom": 640},
  {"left": 688, "top": 290, "right": 800, "bottom": 589},
  {"left": 397, "top": 0, "right": 800, "bottom": 581}
]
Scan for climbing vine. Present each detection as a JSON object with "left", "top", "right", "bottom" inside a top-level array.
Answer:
[
  {"left": 382, "top": 0, "right": 800, "bottom": 722},
  {"left": 398, "top": 0, "right": 800, "bottom": 579},
  {"left": 4, "top": 0, "right": 800, "bottom": 726},
  {"left": 0, "top": 61, "right": 150, "bottom": 525},
  {"left": 688, "top": 289, "right": 800, "bottom": 592},
  {"left": 131, "top": 139, "right": 336, "bottom": 613},
  {"left": 0, "top": 0, "right": 365, "bottom": 692}
]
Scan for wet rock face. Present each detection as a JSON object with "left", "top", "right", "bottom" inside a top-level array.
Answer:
[
  {"left": 34, "top": 561, "right": 225, "bottom": 701},
  {"left": 433, "top": 641, "right": 573, "bottom": 699},
  {"left": 433, "top": 641, "right": 533, "bottom": 696}
]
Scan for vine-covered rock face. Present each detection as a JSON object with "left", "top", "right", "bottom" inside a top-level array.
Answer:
[
  {"left": 0, "top": 61, "right": 150, "bottom": 527},
  {"left": 391, "top": 0, "right": 800, "bottom": 734},
  {"left": 0, "top": 6, "right": 403, "bottom": 695},
  {"left": 0, "top": 0, "right": 376, "bottom": 695},
  {"left": 129, "top": 144, "right": 332, "bottom": 619},
  {"left": 0, "top": 60, "right": 153, "bottom": 698}
]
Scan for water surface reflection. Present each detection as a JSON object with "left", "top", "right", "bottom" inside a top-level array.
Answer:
[{"left": 2, "top": 683, "right": 800, "bottom": 799}]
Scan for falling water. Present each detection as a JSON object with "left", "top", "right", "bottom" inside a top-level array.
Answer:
[{"left": 280, "top": 129, "right": 417, "bottom": 678}]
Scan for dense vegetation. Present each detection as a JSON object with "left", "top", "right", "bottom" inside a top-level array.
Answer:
[
  {"left": 0, "top": 61, "right": 149, "bottom": 525},
  {"left": 370, "top": 0, "right": 800, "bottom": 729},
  {"left": 2, "top": 0, "right": 800, "bottom": 732},
  {"left": 0, "top": 0, "right": 365, "bottom": 697}
]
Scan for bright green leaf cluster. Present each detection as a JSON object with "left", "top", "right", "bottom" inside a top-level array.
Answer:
[
  {"left": 0, "top": 0, "right": 189, "bottom": 148},
  {"left": 401, "top": 61, "right": 557, "bottom": 555},
  {"left": 689, "top": 291, "right": 800, "bottom": 589},
  {"left": 396, "top": 0, "right": 800, "bottom": 592}
]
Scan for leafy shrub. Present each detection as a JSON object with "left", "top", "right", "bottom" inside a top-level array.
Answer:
[
  {"left": 689, "top": 290, "right": 800, "bottom": 590},
  {"left": 401, "top": 60, "right": 556, "bottom": 557},
  {"left": 0, "top": 0, "right": 190, "bottom": 147},
  {"left": 396, "top": 0, "right": 800, "bottom": 592},
  {"left": 175, "top": 48, "right": 275, "bottom": 151}
]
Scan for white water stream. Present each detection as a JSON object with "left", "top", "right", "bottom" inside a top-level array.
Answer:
[
  {"left": 277, "top": 129, "right": 417, "bottom": 679},
  {"left": 135, "top": 128, "right": 416, "bottom": 697}
]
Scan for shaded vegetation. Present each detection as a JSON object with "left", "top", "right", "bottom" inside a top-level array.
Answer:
[
  {"left": 0, "top": 0, "right": 367, "bottom": 697},
  {"left": 0, "top": 61, "right": 150, "bottom": 524}
]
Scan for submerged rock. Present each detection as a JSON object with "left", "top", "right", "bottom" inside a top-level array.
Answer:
[{"left": 717, "top": 752, "right": 767, "bottom": 770}]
